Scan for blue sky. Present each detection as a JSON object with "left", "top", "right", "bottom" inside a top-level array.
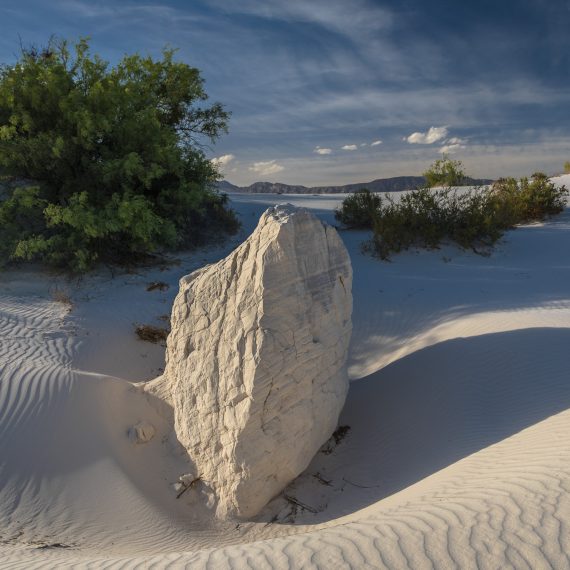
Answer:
[{"left": 1, "top": 0, "right": 569, "bottom": 185}]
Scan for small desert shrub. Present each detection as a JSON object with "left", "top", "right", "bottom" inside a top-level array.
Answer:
[
  {"left": 491, "top": 173, "right": 567, "bottom": 222},
  {"left": 371, "top": 188, "right": 449, "bottom": 257},
  {"left": 334, "top": 188, "right": 382, "bottom": 229},
  {"left": 50, "top": 287, "right": 73, "bottom": 307},
  {"left": 564, "top": 161, "right": 570, "bottom": 174},
  {"left": 338, "top": 172, "right": 567, "bottom": 259},
  {"left": 423, "top": 155, "right": 466, "bottom": 188}
]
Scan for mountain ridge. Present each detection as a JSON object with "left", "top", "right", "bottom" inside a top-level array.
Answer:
[{"left": 218, "top": 176, "right": 493, "bottom": 194}]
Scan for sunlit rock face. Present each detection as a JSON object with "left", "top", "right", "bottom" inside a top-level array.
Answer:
[{"left": 163, "top": 204, "right": 352, "bottom": 518}]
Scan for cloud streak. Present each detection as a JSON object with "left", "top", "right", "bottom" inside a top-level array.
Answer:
[
  {"left": 204, "top": 0, "right": 393, "bottom": 40},
  {"left": 439, "top": 137, "right": 467, "bottom": 154}
]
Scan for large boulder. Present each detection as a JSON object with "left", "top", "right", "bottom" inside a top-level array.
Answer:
[{"left": 163, "top": 204, "right": 352, "bottom": 518}]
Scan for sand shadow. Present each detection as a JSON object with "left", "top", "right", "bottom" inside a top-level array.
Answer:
[{"left": 275, "top": 327, "right": 570, "bottom": 524}]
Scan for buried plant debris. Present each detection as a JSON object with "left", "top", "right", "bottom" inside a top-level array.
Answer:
[
  {"left": 146, "top": 281, "right": 169, "bottom": 292},
  {"left": 321, "top": 425, "right": 351, "bottom": 455},
  {"left": 135, "top": 324, "right": 170, "bottom": 343}
]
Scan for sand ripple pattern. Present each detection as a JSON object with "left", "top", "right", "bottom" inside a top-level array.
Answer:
[
  {"left": 0, "top": 297, "right": 74, "bottom": 440},
  {"left": 4, "top": 408, "right": 568, "bottom": 569}
]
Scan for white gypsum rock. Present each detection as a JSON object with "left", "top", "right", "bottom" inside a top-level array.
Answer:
[{"left": 161, "top": 204, "right": 352, "bottom": 518}]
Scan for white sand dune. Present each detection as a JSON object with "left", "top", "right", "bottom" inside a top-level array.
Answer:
[{"left": 1, "top": 174, "right": 569, "bottom": 568}]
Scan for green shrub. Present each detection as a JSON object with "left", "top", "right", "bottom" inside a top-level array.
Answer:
[
  {"left": 371, "top": 188, "right": 447, "bottom": 257},
  {"left": 334, "top": 188, "right": 382, "bottom": 229},
  {"left": 490, "top": 173, "right": 567, "bottom": 222},
  {"left": 423, "top": 155, "right": 466, "bottom": 187},
  {"left": 0, "top": 185, "right": 47, "bottom": 262},
  {"left": 0, "top": 37, "right": 238, "bottom": 271},
  {"left": 337, "top": 170, "right": 567, "bottom": 260},
  {"left": 564, "top": 161, "right": 570, "bottom": 174}
]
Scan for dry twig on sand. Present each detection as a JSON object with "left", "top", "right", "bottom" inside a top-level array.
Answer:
[
  {"left": 176, "top": 476, "right": 202, "bottom": 499},
  {"left": 284, "top": 495, "right": 317, "bottom": 514}
]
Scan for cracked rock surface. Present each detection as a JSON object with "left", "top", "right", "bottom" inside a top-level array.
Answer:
[{"left": 162, "top": 204, "right": 352, "bottom": 518}]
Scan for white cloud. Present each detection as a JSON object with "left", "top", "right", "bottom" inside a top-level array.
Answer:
[
  {"left": 314, "top": 146, "right": 332, "bottom": 155},
  {"left": 211, "top": 154, "right": 236, "bottom": 169},
  {"left": 248, "top": 160, "right": 285, "bottom": 176},
  {"left": 406, "top": 126, "right": 449, "bottom": 144},
  {"left": 371, "top": 140, "right": 383, "bottom": 146},
  {"left": 342, "top": 144, "right": 358, "bottom": 151},
  {"left": 360, "top": 143, "right": 367, "bottom": 147}
]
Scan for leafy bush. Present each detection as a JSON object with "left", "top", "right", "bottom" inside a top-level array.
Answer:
[
  {"left": 490, "top": 173, "right": 567, "bottom": 223},
  {"left": 336, "top": 170, "right": 567, "bottom": 259},
  {"left": 423, "top": 155, "right": 466, "bottom": 187},
  {"left": 0, "top": 37, "right": 238, "bottom": 271},
  {"left": 564, "top": 161, "right": 570, "bottom": 174},
  {"left": 0, "top": 185, "right": 47, "bottom": 262},
  {"left": 334, "top": 188, "right": 382, "bottom": 229},
  {"left": 371, "top": 188, "right": 451, "bottom": 257}
]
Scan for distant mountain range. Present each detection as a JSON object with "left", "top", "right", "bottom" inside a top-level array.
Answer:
[{"left": 217, "top": 176, "right": 493, "bottom": 194}]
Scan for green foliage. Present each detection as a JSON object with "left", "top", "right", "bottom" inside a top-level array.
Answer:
[
  {"left": 564, "top": 161, "right": 570, "bottom": 174},
  {"left": 423, "top": 155, "right": 466, "bottom": 188},
  {"left": 334, "top": 188, "right": 382, "bottom": 229},
  {"left": 490, "top": 173, "right": 567, "bottom": 223},
  {"left": 336, "top": 172, "right": 567, "bottom": 260},
  {"left": 0, "top": 185, "right": 47, "bottom": 262},
  {"left": 372, "top": 188, "right": 449, "bottom": 256},
  {"left": 0, "top": 37, "right": 238, "bottom": 271}
]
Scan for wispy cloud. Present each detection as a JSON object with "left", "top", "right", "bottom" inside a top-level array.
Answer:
[
  {"left": 439, "top": 144, "right": 463, "bottom": 154},
  {"left": 244, "top": 83, "right": 568, "bottom": 135},
  {"left": 341, "top": 144, "right": 358, "bottom": 151},
  {"left": 314, "top": 146, "right": 332, "bottom": 155},
  {"left": 439, "top": 137, "right": 467, "bottom": 154},
  {"left": 406, "top": 126, "right": 449, "bottom": 144},
  {"left": 248, "top": 160, "right": 285, "bottom": 176},
  {"left": 371, "top": 140, "right": 383, "bottom": 146},
  {"left": 205, "top": 0, "right": 393, "bottom": 40},
  {"left": 55, "top": 0, "right": 194, "bottom": 21}
]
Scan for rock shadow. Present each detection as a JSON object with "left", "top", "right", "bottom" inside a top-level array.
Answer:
[{"left": 268, "top": 327, "right": 570, "bottom": 525}]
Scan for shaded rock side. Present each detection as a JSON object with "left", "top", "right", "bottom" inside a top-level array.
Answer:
[{"left": 164, "top": 204, "right": 352, "bottom": 518}]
